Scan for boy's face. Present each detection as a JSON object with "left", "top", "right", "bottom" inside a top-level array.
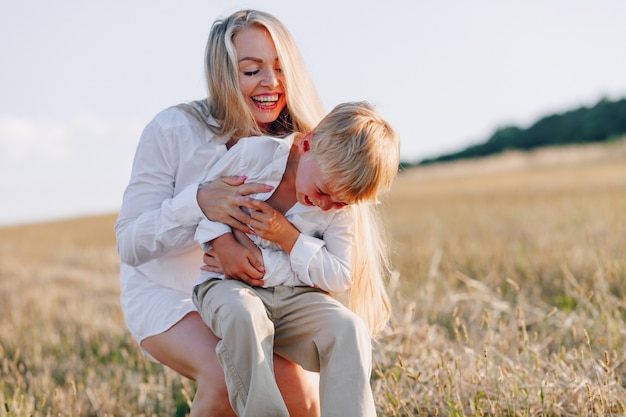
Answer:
[{"left": 295, "top": 140, "right": 350, "bottom": 211}]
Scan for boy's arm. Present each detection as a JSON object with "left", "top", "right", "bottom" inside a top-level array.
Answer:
[
  {"left": 241, "top": 199, "right": 354, "bottom": 293},
  {"left": 287, "top": 208, "right": 354, "bottom": 292}
]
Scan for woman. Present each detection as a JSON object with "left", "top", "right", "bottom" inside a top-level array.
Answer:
[{"left": 115, "top": 10, "right": 325, "bottom": 416}]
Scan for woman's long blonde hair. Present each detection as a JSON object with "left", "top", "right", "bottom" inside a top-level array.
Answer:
[
  {"left": 203, "top": 9, "right": 324, "bottom": 139},
  {"left": 310, "top": 102, "right": 400, "bottom": 336}
]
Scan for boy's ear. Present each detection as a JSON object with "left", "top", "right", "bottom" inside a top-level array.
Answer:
[{"left": 301, "top": 132, "right": 314, "bottom": 153}]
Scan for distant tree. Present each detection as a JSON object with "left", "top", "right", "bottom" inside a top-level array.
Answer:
[{"left": 408, "top": 97, "right": 626, "bottom": 166}]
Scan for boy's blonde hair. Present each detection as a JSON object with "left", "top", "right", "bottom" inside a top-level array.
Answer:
[
  {"left": 311, "top": 101, "right": 400, "bottom": 204},
  {"left": 311, "top": 101, "right": 400, "bottom": 336},
  {"left": 204, "top": 9, "right": 324, "bottom": 139}
]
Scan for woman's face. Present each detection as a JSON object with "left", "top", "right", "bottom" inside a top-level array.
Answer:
[{"left": 234, "top": 26, "right": 286, "bottom": 128}]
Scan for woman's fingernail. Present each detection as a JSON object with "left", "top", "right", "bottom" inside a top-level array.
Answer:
[{"left": 265, "top": 185, "right": 274, "bottom": 190}]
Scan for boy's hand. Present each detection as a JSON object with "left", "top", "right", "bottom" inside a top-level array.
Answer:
[{"left": 232, "top": 229, "right": 264, "bottom": 265}]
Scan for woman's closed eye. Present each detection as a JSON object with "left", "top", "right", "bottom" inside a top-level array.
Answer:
[{"left": 243, "top": 69, "right": 260, "bottom": 76}]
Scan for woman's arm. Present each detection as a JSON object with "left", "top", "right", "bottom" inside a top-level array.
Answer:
[
  {"left": 115, "top": 117, "right": 206, "bottom": 266},
  {"left": 114, "top": 112, "right": 271, "bottom": 267}
]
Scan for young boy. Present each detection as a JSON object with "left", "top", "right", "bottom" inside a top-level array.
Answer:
[{"left": 193, "top": 101, "right": 400, "bottom": 417}]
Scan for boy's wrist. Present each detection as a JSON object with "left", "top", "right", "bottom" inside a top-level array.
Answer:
[{"left": 279, "top": 229, "right": 300, "bottom": 254}]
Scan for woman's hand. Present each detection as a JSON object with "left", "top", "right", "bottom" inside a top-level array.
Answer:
[
  {"left": 206, "top": 233, "right": 265, "bottom": 287},
  {"left": 197, "top": 176, "right": 273, "bottom": 234},
  {"left": 232, "top": 229, "right": 264, "bottom": 265},
  {"left": 241, "top": 199, "right": 300, "bottom": 254}
]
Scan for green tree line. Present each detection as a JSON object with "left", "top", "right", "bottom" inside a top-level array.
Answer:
[{"left": 406, "top": 97, "right": 626, "bottom": 167}]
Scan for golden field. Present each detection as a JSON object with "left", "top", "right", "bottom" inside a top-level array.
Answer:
[{"left": 1, "top": 139, "right": 625, "bottom": 416}]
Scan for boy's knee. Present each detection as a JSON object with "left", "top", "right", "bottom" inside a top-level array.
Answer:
[{"left": 330, "top": 310, "right": 371, "bottom": 350}]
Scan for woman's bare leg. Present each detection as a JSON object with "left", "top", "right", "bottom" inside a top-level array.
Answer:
[
  {"left": 142, "top": 312, "right": 320, "bottom": 417},
  {"left": 275, "top": 354, "right": 320, "bottom": 416},
  {"left": 142, "top": 312, "right": 235, "bottom": 417}
]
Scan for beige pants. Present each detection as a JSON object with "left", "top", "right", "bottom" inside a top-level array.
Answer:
[{"left": 193, "top": 279, "right": 375, "bottom": 417}]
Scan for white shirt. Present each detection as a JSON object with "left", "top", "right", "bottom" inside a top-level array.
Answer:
[
  {"left": 115, "top": 103, "right": 354, "bottom": 343},
  {"left": 194, "top": 134, "right": 354, "bottom": 292},
  {"left": 116, "top": 102, "right": 227, "bottom": 342}
]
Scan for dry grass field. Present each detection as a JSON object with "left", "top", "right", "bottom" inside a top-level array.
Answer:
[{"left": 1, "top": 139, "right": 625, "bottom": 416}]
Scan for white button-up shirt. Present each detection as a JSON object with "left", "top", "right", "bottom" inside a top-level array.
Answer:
[{"left": 116, "top": 104, "right": 353, "bottom": 336}]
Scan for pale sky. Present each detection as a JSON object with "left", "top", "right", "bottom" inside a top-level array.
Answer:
[{"left": 1, "top": 0, "right": 625, "bottom": 226}]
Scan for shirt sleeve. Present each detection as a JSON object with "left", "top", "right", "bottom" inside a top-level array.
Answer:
[
  {"left": 114, "top": 115, "right": 207, "bottom": 266},
  {"left": 288, "top": 207, "right": 355, "bottom": 293}
]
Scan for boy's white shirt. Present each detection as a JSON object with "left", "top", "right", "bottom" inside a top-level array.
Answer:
[{"left": 194, "top": 134, "right": 354, "bottom": 293}]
